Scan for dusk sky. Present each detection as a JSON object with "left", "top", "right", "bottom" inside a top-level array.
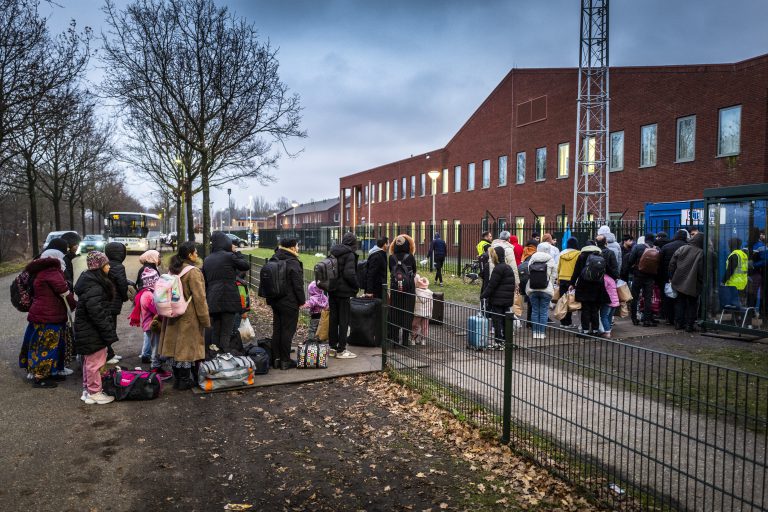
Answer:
[{"left": 46, "top": 0, "right": 768, "bottom": 214}]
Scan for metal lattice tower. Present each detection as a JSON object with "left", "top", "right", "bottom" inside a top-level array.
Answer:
[{"left": 573, "top": 0, "right": 609, "bottom": 224}]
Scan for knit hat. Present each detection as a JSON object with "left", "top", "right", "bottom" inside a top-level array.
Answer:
[
  {"left": 415, "top": 274, "right": 429, "bottom": 289},
  {"left": 140, "top": 267, "right": 160, "bottom": 290},
  {"left": 139, "top": 249, "right": 161, "bottom": 266},
  {"left": 47, "top": 238, "right": 69, "bottom": 253},
  {"left": 86, "top": 251, "right": 109, "bottom": 270},
  {"left": 499, "top": 230, "right": 511, "bottom": 241}
]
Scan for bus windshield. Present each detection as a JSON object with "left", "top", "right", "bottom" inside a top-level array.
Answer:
[{"left": 109, "top": 213, "right": 159, "bottom": 238}]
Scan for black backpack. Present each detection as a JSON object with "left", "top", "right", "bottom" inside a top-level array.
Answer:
[
  {"left": 527, "top": 260, "right": 549, "bottom": 290},
  {"left": 11, "top": 270, "right": 35, "bottom": 312},
  {"left": 517, "top": 260, "right": 530, "bottom": 290},
  {"left": 391, "top": 257, "right": 414, "bottom": 293},
  {"left": 581, "top": 253, "right": 606, "bottom": 282},
  {"left": 258, "top": 257, "right": 287, "bottom": 299},
  {"left": 314, "top": 254, "right": 339, "bottom": 292}
]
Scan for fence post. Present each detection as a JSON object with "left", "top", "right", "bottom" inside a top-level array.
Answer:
[
  {"left": 248, "top": 254, "right": 252, "bottom": 288},
  {"left": 380, "top": 284, "right": 388, "bottom": 370},
  {"left": 501, "top": 312, "right": 515, "bottom": 444},
  {"left": 456, "top": 225, "right": 462, "bottom": 277}
]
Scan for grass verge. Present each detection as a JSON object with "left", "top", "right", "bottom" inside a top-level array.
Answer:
[{"left": 0, "top": 260, "right": 26, "bottom": 277}]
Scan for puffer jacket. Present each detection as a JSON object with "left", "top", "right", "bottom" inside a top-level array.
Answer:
[
  {"left": 365, "top": 246, "right": 388, "bottom": 298},
  {"left": 329, "top": 233, "right": 359, "bottom": 298},
  {"left": 74, "top": 270, "right": 118, "bottom": 355},
  {"left": 266, "top": 247, "right": 305, "bottom": 309},
  {"left": 105, "top": 242, "right": 128, "bottom": 315},
  {"left": 488, "top": 239, "right": 520, "bottom": 292},
  {"left": 203, "top": 231, "right": 251, "bottom": 314},
  {"left": 525, "top": 245, "right": 557, "bottom": 296},
  {"left": 26, "top": 257, "right": 76, "bottom": 324},
  {"left": 557, "top": 249, "right": 580, "bottom": 282},
  {"left": 572, "top": 246, "right": 609, "bottom": 304},
  {"left": 414, "top": 287, "right": 434, "bottom": 318},
  {"left": 597, "top": 226, "right": 622, "bottom": 269},
  {"left": 481, "top": 262, "right": 517, "bottom": 306}
]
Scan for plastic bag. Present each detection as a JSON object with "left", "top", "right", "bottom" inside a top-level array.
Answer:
[
  {"left": 566, "top": 289, "right": 581, "bottom": 311},
  {"left": 616, "top": 281, "right": 632, "bottom": 302},
  {"left": 553, "top": 293, "right": 569, "bottom": 320},
  {"left": 238, "top": 318, "right": 255, "bottom": 342},
  {"left": 664, "top": 282, "right": 678, "bottom": 299}
]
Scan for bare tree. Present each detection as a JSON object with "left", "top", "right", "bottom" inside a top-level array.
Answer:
[{"left": 101, "top": 0, "right": 305, "bottom": 254}]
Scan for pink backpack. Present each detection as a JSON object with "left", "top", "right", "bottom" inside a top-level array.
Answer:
[{"left": 153, "top": 265, "right": 195, "bottom": 318}]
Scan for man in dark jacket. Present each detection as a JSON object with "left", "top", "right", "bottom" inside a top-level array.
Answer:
[
  {"left": 203, "top": 231, "right": 250, "bottom": 357},
  {"left": 619, "top": 235, "right": 634, "bottom": 281},
  {"left": 267, "top": 239, "right": 306, "bottom": 370},
  {"left": 595, "top": 235, "right": 619, "bottom": 280},
  {"left": 658, "top": 229, "right": 689, "bottom": 323},
  {"left": 364, "top": 237, "right": 388, "bottom": 300},
  {"left": 627, "top": 233, "right": 657, "bottom": 326},
  {"left": 59, "top": 232, "right": 81, "bottom": 287},
  {"left": 427, "top": 233, "right": 447, "bottom": 286},
  {"left": 104, "top": 242, "right": 129, "bottom": 364},
  {"left": 328, "top": 232, "right": 359, "bottom": 359}
]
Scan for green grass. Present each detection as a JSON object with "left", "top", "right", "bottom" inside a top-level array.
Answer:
[
  {"left": 0, "top": 260, "right": 26, "bottom": 277},
  {"left": 241, "top": 248, "right": 324, "bottom": 268}
]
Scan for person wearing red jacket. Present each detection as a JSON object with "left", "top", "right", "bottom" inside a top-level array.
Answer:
[
  {"left": 510, "top": 235, "right": 524, "bottom": 266},
  {"left": 19, "top": 249, "right": 77, "bottom": 388}
]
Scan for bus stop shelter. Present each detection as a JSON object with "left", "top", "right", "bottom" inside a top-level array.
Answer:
[{"left": 703, "top": 183, "right": 768, "bottom": 338}]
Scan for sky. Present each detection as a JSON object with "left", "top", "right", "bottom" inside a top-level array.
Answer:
[{"left": 46, "top": 0, "right": 768, "bottom": 215}]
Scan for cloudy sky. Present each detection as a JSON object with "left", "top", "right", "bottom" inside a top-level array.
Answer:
[{"left": 47, "top": 0, "right": 768, "bottom": 213}]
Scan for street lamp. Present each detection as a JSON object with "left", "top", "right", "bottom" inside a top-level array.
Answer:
[
  {"left": 427, "top": 170, "right": 440, "bottom": 228},
  {"left": 291, "top": 201, "right": 299, "bottom": 229},
  {"left": 227, "top": 188, "right": 232, "bottom": 233}
]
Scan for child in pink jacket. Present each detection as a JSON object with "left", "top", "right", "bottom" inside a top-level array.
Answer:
[
  {"left": 303, "top": 281, "right": 328, "bottom": 341},
  {"left": 601, "top": 274, "right": 620, "bottom": 338},
  {"left": 137, "top": 268, "right": 171, "bottom": 379}
]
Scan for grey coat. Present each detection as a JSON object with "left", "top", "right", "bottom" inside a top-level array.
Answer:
[{"left": 669, "top": 235, "right": 705, "bottom": 297}]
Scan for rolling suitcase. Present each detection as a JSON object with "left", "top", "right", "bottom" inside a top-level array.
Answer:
[
  {"left": 349, "top": 297, "right": 382, "bottom": 347},
  {"left": 429, "top": 292, "right": 444, "bottom": 325},
  {"left": 467, "top": 301, "right": 490, "bottom": 350}
]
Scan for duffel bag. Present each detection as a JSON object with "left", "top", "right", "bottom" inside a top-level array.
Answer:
[
  {"left": 348, "top": 297, "right": 381, "bottom": 347},
  {"left": 198, "top": 353, "right": 256, "bottom": 392},
  {"left": 297, "top": 341, "right": 329, "bottom": 369},
  {"left": 103, "top": 367, "right": 162, "bottom": 401},
  {"left": 242, "top": 343, "right": 270, "bottom": 375}
]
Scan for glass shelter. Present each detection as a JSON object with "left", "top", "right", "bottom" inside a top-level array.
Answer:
[{"left": 703, "top": 184, "right": 768, "bottom": 338}]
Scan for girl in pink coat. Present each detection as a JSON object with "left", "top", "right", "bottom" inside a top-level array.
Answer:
[{"left": 601, "top": 274, "right": 620, "bottom": 338}]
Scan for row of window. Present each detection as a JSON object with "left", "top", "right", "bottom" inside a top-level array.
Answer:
[{"left": 357, "top": 105, "right": 741, "bottom": 203}]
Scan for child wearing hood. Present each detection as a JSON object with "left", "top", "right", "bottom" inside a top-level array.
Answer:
[
  {"left": 411, "top": 274, "right": 434, "bottom": 345},
  {"left": 525, "top": 242, "right": 557, "bottom": 339},
  {"left": 303, "top": 281, "right": 329, "bottom": 341}
]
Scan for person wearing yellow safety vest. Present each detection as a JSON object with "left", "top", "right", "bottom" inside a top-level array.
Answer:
[
  {"left": 476, "top": 231, "right": 493, "bottom": 294},
  {"left": 723, "top": 237, "right": 749, "bottom": 291}
]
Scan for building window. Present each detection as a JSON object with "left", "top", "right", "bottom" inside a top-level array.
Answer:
[
  {"left": 442, "top": 168, "right": 448, "bottom": 194},
  {"left": 393, "top": 223, "right": 398, "bottom": 236},
  {"left": 364, "top": 186, "right": 368, "bottom": 204},
  {"left": 498, "top": 155, "right": 507, "bottom": 186},
  {"left": 556, "top": 214, "right": 568, "bottom": 230},
  {"left": 676, "top": 115, "right": 696, "bottom": 162},
  {"left": 401, "top": 177, "right": 406, "bottom": 199},
  {"left": 386, "top": 181, "right": 390, "bottom": 201},
  {"left": 410, "top": 221, "right": 416, "bottom": 240},
  {"left": 557, "top": 143, "right": 569, "bottom": 178},
  {"left": 482, "top": 159, "right": 491, "bottom": 188},
  {"left": 454, "top": 165, "right": 462, "bottom": 192},
  {"left": 420, "top": 173, "right": 426, "bottom": 196},
  {"left": 583, "top": 136, "right": 596, "bottom": 174},
  {"left": 535, "top": 147, "right": 546, "bottom": 181},
  {"left": 379, "top": 183, "right": 383, "bottom": 202},
  {"left": 410, "top": 176, "right": 416, "bottom": 198},
  {"left": 420, "top": 221, "right": 426, "bottom": 243},
  {"left": 333, "top": 212, "right": 340, "bottom": 222},
  {"left": 467, "top": 163, "right": 475, "bottom": 191},
  {"left": 610, "top": 131, "right": 624, "bottom": 171},
  {"left": 718, "top": 105, "right": 741, "bottom": 156},
  {"left": 640, "top": 124, "right": 657, "bottom": 167},
  {"left": 516, "top": 152, "right": 525, "bottom": 184},
  {"left": 386, "top": 222, "right": 390, "bottom": 239},
  {"left": 453, "top": 220, "right": 460, "bottom": 246},
  {"left": 345, "top": 209, "right": 349, "bottom": 222},
  {"left": 442, "top": 220, "right": 448, "bottom": 243},
  {"left": 393, "top": 179, "right": 398, "bottom": 200},
  {"left": 515, "top": 217, "right": 525, "bottom": 241}
]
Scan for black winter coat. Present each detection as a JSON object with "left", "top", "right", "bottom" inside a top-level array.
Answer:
[
  {"left": 599, "top": 246, "right": 620, "bottom": 280},
  {"left": 428, "top": 238, "right": 447, "bottom": 260},
  {"left": 74, "top": 270, "right": 118, "bottom": 355},
  {"left": 329, "top": 243, "right": 359, "bottom": 297},
  {"left": 389, "top": 253, "right": 417, "bottom": 290},
  {"left": 365, "top": 248, "right": 388, "bottom": 298},
  {"left": 659, "top": 239, "right": 686, "bottom": 282},
  {"left": 105, "top": 242, "right": 128, "bottom": 315},
  {"left": 267, "top": 248, "right": 305, "bottom": 309},
  {"left": 203, "top": 232, "right": 251, "bottom": 314},
  {"left": 620, "top": 244, "right": 633, "bottom": 281},
  {"left": 63, "top": 253, "right": 76, "bottom": 287},
  {"left": 481, "top": 262, "right": 517, "bottom": 307},
  {"left": 572, "top": 250, "right": 609, "bottom": 304}
]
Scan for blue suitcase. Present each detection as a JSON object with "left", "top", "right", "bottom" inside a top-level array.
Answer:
[{"left": 467, "top": 304, "right": 490, "bottom": 350}]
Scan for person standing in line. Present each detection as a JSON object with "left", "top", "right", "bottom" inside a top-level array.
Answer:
[
  {"left": 556, "top": 237, "right": 581, "bottom": 328},
  {"left": 136, "top": 249, "right": 162, "bottom": 363},
  {"left": 388, "top": 234, "right": 417, "bottom": 346},
  {"left": 525, "top": 242, "right": 557, "bottom": 339},
  {"left": 427, "top": 233, "right": 447, "bottom": 286},
  {"left": 658, "top": 230, "right": 689, "bottom": 324},
  {"left": 669, "top": 233, "right": 705, "bottom": 332},
  {"left": 104, "top": 242, "right": 128, "bottom": 365},
  {"left": 489, "top": 230, "right": 521, "bottom": 293},
  {"left": 364, "top": 237, "right": 389, "bottom": 300},
  {"left": 203, "top": 231, "right": 250, "bottom": 356},
  {"left": 267, "top": 239, "right": 306, "bottom": 369},
  {"left": 571, "top": 242, "right": 605, "bottom": 337},
  {"left": 541, "top": 233, "right": 560, "bottom": 264},
  {"left": 136, "top": 268, "right": 171, "bottom": 379},
  {"left": 59, "top": 232, "right": 81, "bottom": 288},
  {"left": 411, "top": 274, "right": 434, "bottom": 345},
  {"left": 597, "top": 225, "right": 623, "bottom": 270},
  {"left": 159, "top": 242, "right": 211, "bottom": 390},
  {"left": 509, "top": 235, "right": 524, "bottom": 265},
  {"left": 476, "top": 231, "right": 493, "bottom": 295},
  {"left": 19, "top": 248, "right": 77, "bottom": 388},
  {"left": 596, "top": 235, "right": 620, "bottom": 336},
  {"left": 627, "top": 233, "right": 658, "bottom": 327},
  {"left": 303, "top": 280, "right": 328, "bottom": 342},
  {"left": 73, "top": 252, "right": 117, "bottom": 405},
  {"left": 327, "top": 232, "right": 360, "bottom": 359},
  {"left": 481, "top": 246, "right": 517, "bottom": 347}
]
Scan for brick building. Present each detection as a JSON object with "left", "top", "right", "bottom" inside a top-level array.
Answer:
[
  {"left": 339, "top": 53, "right": 767, "bottom": 239},
  {"left": 276, "top": 198, "right": 340, "bottom": 229}
]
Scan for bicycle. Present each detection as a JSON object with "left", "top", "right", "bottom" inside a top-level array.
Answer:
[{"left": 461, "top": 260, "right": 481, "bottom": 285}]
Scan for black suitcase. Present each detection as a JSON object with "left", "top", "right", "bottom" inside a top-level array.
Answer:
[
  {"left": 348, "top": 297, "right": 382, "bottom": 347},
  {"left": 430, "top": 292, "right": 445, "bottom": 325}
]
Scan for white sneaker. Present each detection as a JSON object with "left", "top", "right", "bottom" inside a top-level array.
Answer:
[
  {"left": 112, "top": 355, "right": 123, "bottom": 361},
  {"left": 85, "top": 391, "right": 114, "bottom": 405},
  {"left": 59, "top": 367, "right": 74, "bottom": 376},
  {"left": 80, "top": 390, "right": 90, "bottom": 402},
  {"left": 106, "top": 357, "right": 120, "bottom": 365},
  {"left": 26, "top": 373, "right": 33, "bottom": 380},
  {"left": 336, "top": 350, "right": 357, "bottom": 359}
]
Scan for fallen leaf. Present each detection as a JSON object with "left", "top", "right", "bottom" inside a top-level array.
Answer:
[{"left": 223, "top": 505, "right": 252, "bottom": 511}]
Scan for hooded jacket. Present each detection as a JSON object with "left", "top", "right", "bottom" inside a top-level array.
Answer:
[
  {"left": 572, "top": 245, "right": 609, "bottom": 304},
  {"left": 105, "top": 242, "right": 128, "bottom": 316},
  {"left": 267, "top": 247, "right": 305, "bottom": 309},
  {"left": 510, "top": 235, "right": 523, "bottom": 264},
  {"left": 26, "top": 257, "right": 76, "bottom": 324},
  {"left": 597, "top": 226, "right": 622, "bottom": 269},
  {"left": 669, "top": 233, "right": 705, "bottom": 297},
  {"left": 482, "top": 247, "right": 518, "bottom": 306},
  {"left": 329, "top": 232, "right": 359, "bottom": 298},
  {"left": 557, "top": 249, "right": 581, "bottom": 282},
  {"left": 427, "top": 234, "right": 447, "bottom": 260},
  {"left": 73, "top": 270, "right": 118, "bottom": 355},
  {"left": 525, "top": 243, "right": 557, "bottom": 296},
  {"left": 389, "top": 234, "right": 417, "bottom": 292},
  {"left": 628, "top": 236, "right": 656, "bottom": 277},
  {"left": 203, "top": 231, "right": 251, "bottom": 314},
  {"left": 659, "top": 230, "right": 688, "bottom": 282},
  {"left": 365, "top": 245, "right": 388, "bottom": 298},
  {"left": 488, "top": 239, "right": 520, "bottom": 293},
  {"left": 596, "top": 242, "right": 620, "bottom": 280}
]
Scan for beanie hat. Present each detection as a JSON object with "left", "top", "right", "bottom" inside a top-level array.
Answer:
[
  {"left": 415, "top": 273, "right": 429, "bottom": 289},
  {"left": 47, "top": 238, "right": 69, "bottom": 253},
  {"left": 499, "top": 230, "right": 511, "bottom": 241},
  {"left": 140, "top": 267, "right": 160, "bottom": 290},
  {"left": 86, "top": 251, "right": 109, "bottom": 271},
  {"left": 139, "top": 249, "right": 161, "bottom": 266}
]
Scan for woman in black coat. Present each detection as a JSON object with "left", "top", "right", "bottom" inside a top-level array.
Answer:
[
  {"left": 105, "top": 241, "right": 128, "bottom": 363},
  {"left": 202, "top": 231, "right": 250, "bottom": 356},
  {"left": 481, "top": 246, "right": 516, "bottom": 345},
  {"left": 388, "top": 234, "right": 417, "bottom": 346},
  {"left": 571, "top": 243, "right": 609, "bottom": 335},
  {"left": 267, "top": 239, "right": 306, "bottom": 369}
]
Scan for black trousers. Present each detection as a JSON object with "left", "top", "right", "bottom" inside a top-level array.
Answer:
[
  {"left": 434, "top": 258, "right": 445, "bottom": 284},
  {"left": 210, "top": 313, "right": 237, "bottom": 353},
  {"left": 674, "top": 293, "right": 698, "bottom": 328},
  {"left": 329, "top": 295, "right": 351, "bottom": 351},
  {"left": 580, "top": 301, "right": 600, "bottom": 333},
  {"left": 388, "top": 290, "right": 415, "bottom": 345},
  {"left": 270, "top": 304, "right": 299, "bottom": 364},
  {"left": 631, "top": 275, "right": 655, "bottom": 321},
  {"left": 488, "top": 304, "right": 506, "bottom": 343}
]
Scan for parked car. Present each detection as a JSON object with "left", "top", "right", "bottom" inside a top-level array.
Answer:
[
  {"left": 42, "top": 230, "right": 81, "bottom": 254},
  {"left": 79, "top": 234, "right": 106, "bottom": 252},
  {"left": 226, "top": 233, "right": 248, "bottom": 248}
]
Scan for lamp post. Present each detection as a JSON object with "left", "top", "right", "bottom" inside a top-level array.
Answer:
[
  {"left": 427, "top": 170, "right": 440, "bottom": 228},
  {"left": 291, "top": 201, "right": 299, "bottom": 237},
  {"left": 227, "top": 188, "right": 232, "bottom": 233},
  {"left": 247, "top": 195, "right": 252, "bottom": 244}
]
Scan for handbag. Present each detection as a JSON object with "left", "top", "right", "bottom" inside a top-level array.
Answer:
[
  {"left": 198, "top": 353, "right": 257, "bottom": 392},
  {"left": 238, "top": 317, "right": 255, "bottom": 341},
  {"left": 618, "top": 302, "right": 630, "bottom": 318},
  {"left": 316, "top": 310, "right": 329, "bottom": 341},
  {"left": 616, "top": 280, "right": 633, "bottom": 303},
  {"left": 553, "top": 293, "right": 569, "bottom": 320},
  {"left": 551, "top": 288, "right": 561, "bottom": 302},
  {"left": 513, "top": 293, "right": 523, "bottom": 316},
  {"left": 664, "top": 282, "right": 678, "bottom": 299},
  {"left": 566, "top": 288, "right": 581, "bottom": 311},
  {"left": 103, "top": 367, "right": 162, "bottom": 400},
  {"left": 297, "top": 341, "right": 329, "bottom": 369}
]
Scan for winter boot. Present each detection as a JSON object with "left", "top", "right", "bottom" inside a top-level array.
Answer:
[
  {"left": 172, "top": 367, "right": 181, "bottom": 390},
  {"left": 176, "top": 367, "right": 194, "bottom": 391}
]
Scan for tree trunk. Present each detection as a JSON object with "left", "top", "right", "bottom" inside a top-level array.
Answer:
[
  {"left": 68, "top": 198, "right": 76, "bottom": 231},
  {"left": 176, "top": 191, "right": 184, "bottom": 243},
  {"left": 90, "top": 203, "right": 95, "bottom": 234},
  {"left": 81, "top": 201, "right": 87, "bottom": 235},
  {"left": 185, "top": 180, "right": 194, "bottom": 242},
  {"left": 202, "top": 168, "right": 211, "bottom": 257}
]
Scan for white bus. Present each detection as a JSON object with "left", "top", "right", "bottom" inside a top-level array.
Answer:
[{"left": 106, "top": 212, "right": 162, "bottom": 252}]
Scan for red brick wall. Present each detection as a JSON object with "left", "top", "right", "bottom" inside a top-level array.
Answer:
[{"left": 340, "top": 56, "right": 768, "bottom": 227}]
